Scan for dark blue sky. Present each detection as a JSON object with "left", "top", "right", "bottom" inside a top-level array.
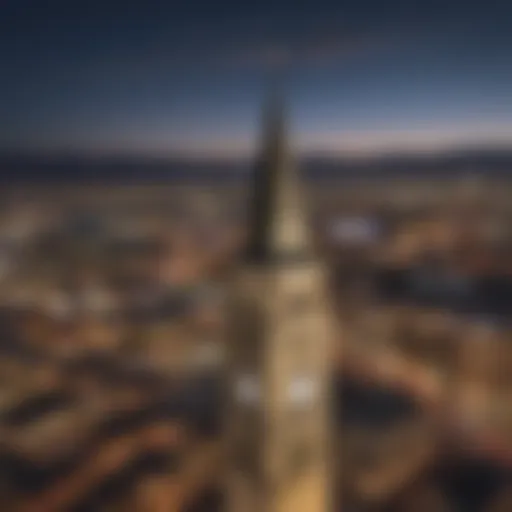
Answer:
[{"left": 1, "top": 0, "right": 512, "bottom": 157}]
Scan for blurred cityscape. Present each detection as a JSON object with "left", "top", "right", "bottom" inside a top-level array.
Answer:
[
  {"left": 0, "top": 149, "right": 511, "bottom": 510},
  {"left": 3, "top": 0, "right": 512, "bottom": 510}
]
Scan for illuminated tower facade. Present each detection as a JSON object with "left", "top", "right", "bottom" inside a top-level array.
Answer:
[{"left": 226, "top": 95, "right": 335, "bottom": 512}]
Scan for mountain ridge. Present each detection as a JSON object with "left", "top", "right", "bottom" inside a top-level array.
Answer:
[{"left": 0, "top": 147, "right": 512, "bottom": 184}]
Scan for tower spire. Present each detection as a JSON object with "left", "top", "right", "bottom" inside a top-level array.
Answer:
[
  {"left": 244, "top": 91, "right": 311, "bottom": 263},
  {"left": 228, "top": 92, "right": 333, "bottom": 512}
]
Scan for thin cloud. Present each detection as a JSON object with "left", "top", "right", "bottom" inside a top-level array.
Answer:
[
  {"left": 303, "top": 35, "right": 391, "bottom": 65},
  {"left": 224, "top": 44, "right": 292, "bottom": 70},
  {"left": 223, "top": 33, "right": 394, "bottom": 71}
]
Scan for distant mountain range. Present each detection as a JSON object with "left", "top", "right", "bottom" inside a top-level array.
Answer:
[{"left": 1, "top": 147, "right": 512, "bottom": 184}]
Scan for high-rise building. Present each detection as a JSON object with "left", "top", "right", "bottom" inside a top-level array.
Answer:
[{"left": 225, "top": 93, "right": 335, "bottom": 512}]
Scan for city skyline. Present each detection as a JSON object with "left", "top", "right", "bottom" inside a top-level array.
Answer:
[{"left": 2, "top": 0, "right": 512, "bottom": 159}]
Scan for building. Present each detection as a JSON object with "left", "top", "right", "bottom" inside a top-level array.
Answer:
[{"left": 226, "top": 94, "right": 335, "bottom": 512}]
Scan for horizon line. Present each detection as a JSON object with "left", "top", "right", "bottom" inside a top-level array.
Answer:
[{"left": 1, "top": 140, "right": 512, "bottom": 164}]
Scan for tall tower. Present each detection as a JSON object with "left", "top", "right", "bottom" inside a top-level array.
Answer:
[{"left": 226, "top": 94, "right": 334, "bottom": 512}]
